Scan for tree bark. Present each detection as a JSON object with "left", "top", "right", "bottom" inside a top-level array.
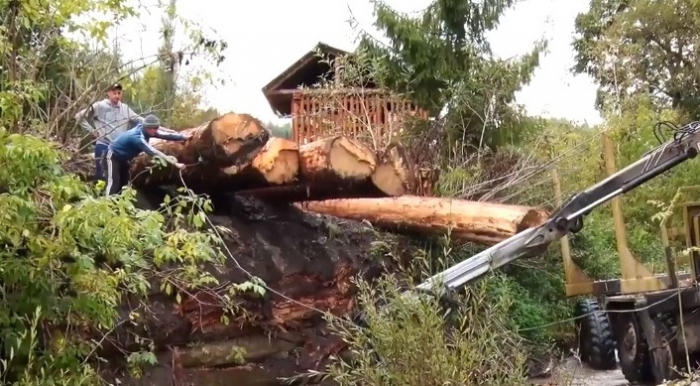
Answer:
[
  {"left": 296, "top": 196, "right": 549, "bottom": 246},
  {"left": 129, "top": 113, "right": 270, "bottom": 191}
]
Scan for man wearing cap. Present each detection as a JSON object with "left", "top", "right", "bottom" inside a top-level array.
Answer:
[
  {"left": 104, "top": 114, "right": 191, "bottom": 197},
  {"left": 74, "top": 83, "right": 144, "bottom": 180}
]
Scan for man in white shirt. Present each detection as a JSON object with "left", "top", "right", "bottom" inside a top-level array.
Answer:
[{"left": 75, "top": 83, "right": 144, "bottom": 180}]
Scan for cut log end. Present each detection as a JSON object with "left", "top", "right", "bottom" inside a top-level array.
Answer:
[
  {"left": 209, "top": 112, "right": 270, "bottom": 160},
  {"left": 251, "top": 138, "right": 300, "bottom": 185},
  {"left": 371, "top": 143, "right": 416, "bottom": 196},
  {"left": 328, "top": 136, "right": 376, "bottom": 180},
  {"left": 371, "top": 163, "right": 407, "bottom": 196}
]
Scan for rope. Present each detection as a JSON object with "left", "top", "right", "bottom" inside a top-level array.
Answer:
[
  {"left": 175, "top": 167, "right": 334, "bottom": 317},
  {"left": 171, "top": 166, "right": 685, "bottom": 335}
]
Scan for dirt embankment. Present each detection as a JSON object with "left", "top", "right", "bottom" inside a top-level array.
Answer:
[{"left": 99, "top": 191, "right": 412, "bottom": 386}]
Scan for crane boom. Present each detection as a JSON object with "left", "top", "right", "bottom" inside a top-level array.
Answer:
[{"left": 417, "top": 121, "right": 700, "bottom": 292}]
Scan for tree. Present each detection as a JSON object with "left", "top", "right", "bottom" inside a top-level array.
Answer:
[
  {"left": 0, "top": 0, "right": 233, "bottom": 382},
  {"left": 157, "top": 0, "right": 178, "bottom": 126},
  {"left": 572, "top": 0, "right": 700, "bottom": 118},
  {"left": 357, "top": 0, "right": 546, "bottom": 150},
  {"left": 121, "top": 0, "right": 226, "bottom": 129},
  {"left": 267, "top": 121, "right": 292, "bottom": 138},
  {"left": 0, "top": 0, "right": 136, "bottom": 135}
]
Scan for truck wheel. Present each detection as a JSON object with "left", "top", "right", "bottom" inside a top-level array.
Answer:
[
  {"left": 617, "top": 313, "right": 654, "bottom": 384},
  {"left": 650, "top": 315, "right": 683, "bottom": 383},
  {"left": 574, "top": 298, "right": 617, "bottom": 370}
]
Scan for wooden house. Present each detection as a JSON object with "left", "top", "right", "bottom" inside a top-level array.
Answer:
[{"left": 261, "top": 42, "right": 428, "bottom": 148}]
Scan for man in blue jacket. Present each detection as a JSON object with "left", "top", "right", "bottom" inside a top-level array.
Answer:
[{"left": 104, "top": 114, "right": 191, "bottom": 197}]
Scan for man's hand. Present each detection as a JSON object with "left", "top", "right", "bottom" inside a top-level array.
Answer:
[
  {"left": 181, "top": 132, "right": 193, "bottom": 140},
  {"left": 174, "top": 162, "right": 186, "bottom": 170}
]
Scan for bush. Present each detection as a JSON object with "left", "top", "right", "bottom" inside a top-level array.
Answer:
[
  {"left": 323, "top": 274, "right": 529, "bottom": 386},
  {"left": 0, "top": 129, "right": 230, "bottom": 384}
]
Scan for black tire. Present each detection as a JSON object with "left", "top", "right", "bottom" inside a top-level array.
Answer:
[
  {"left": 574, "top": 298, "right": 617, "bottom": 370},
  {"left": 617, "top": 313, "right": 654, "bottom": 384},
  {"left": 651, "top": 314, "right": 686, "bottom": 383}
]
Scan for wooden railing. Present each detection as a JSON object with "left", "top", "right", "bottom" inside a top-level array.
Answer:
[
  {"left": 285, "top": 88, "right": 437, "bottom": 196},
  {"left": 290, "top": 89, "right": 428, "bottom": 149}
]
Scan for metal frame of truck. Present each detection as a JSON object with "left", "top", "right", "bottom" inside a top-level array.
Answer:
[
  {"left": 569, "top": 143, "right": 700, "bottom": 385},
  {"left": 414, "top": 121, "right": 700, "bottom": 385}
]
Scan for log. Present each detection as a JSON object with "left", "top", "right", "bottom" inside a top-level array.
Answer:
[
  {"left": 176, "top": 335, "right": 302, "bottom": 368},
  {"left": 298, "top": 135, "right": 376, "bottom": 182},
  {"left": 296, "top": 196, "right": 550, "bottom": 246},
  {"left": 129, "top": 112, "right": 270, "bottom": 191},
  {"left": 218, "top": 137, "right": 300, "bottom": 189},
  {"left": 234, "top": 136, "right": 385, "bottom": 202},
  {"left": 370, "top": 142, "right": 417, "bottom": 196},
  {"left": 248, "top": 137, "right": 299, "bottom": 185}
]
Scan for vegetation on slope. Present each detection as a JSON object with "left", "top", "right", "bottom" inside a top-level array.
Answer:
[
  {"left": 316, "top": 0, "right": 700, "bottom": 383},
  {"left": 3, "top": 0, "right": 700, "bottom": 384},
  {"left": 0, "top": 0, "right": 248, "bottom": 384},
  {"left": 0, "top": 130, "right": 240, "bottom": 383}
]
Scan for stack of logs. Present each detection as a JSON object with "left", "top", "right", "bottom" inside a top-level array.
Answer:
[
  {"left": 111, "top": 112, "right": 553, "bottom": 385},
  {"left": 129, "top": 112, "right": 549, "bottom": 246}
]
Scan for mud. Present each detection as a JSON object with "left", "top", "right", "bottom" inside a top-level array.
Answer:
[
  {"left": 530, "top": 357, "right": 628, "bottom": 386},
  {"left": 100, "top": 190, "right": 632, "bottom": 386},
  {"left": 98, "top": 190, "right": 411, "bottom": 386}
]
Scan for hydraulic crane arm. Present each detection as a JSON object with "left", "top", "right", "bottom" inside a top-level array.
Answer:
[{"left": 417, "top": 121, "right": 700, "bottom": 292}]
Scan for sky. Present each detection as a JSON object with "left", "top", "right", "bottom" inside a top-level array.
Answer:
[{"left": 111, "top": 0, "right": 602, "bottom": 126}]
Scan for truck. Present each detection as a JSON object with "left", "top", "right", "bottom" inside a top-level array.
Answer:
[{"left": 415, "top": 120, "right": 700, "bottom": 384}]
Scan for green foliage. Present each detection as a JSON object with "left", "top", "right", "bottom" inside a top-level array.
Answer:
[
  {"left": 0, "top": 128, "right": 235, "bottom": 384},
  {"left": 357, "top": 0, "right": 545, "bottom": 151},
  {"left": 0, "top": 0, "right": 136, "bottom": 133},
  {"left": 573, "top": 0, "right": 700, "bottom": 118},
  {"left": 323, "top": 274, "right": 528, "bottom": 386},
  {"left": 266, "top": 121, "right": 292, "bottom": 139},
  {"left": 0, "top": 0, "right": 227, "bottom": 139}
]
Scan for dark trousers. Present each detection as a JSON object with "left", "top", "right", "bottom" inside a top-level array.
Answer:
[
  {"left": 104, "top": 149, "right": 130, "bottom": 197},
  {"left": 94, "top": 143, "right": 108, "bottom": 180}
]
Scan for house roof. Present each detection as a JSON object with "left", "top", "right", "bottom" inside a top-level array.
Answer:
[{"left": 261, "top": 42, "right": 350, "bottom": 116}]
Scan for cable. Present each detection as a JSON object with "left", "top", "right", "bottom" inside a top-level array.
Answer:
[
  {"left": 517, "top": 289, "right": 683, "bottom": 332},
  {"left": 175, "top": 167, "right": 334, "bottom": 317},
  {"left": 172, "top": 166, "right": 689, "bottom": 336}
]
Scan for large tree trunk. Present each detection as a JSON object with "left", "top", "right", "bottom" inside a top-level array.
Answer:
[
  {"left": 370, "top": 142, "right": 417, "bottom": 196},
  {"left": 217, "top": 137, "right": 300, "bottom": 190},
  {"left": 235, "top": 136, "right": 387, "bottom": 202},
  {"left": 234, "top": 137, "right": 420, "bottom": 203},
  {"left": 129, "top": 113, "right": 270, "bottom": 191},
  {"left": 296, "top": 196, "right": 549, "bottom": 245},
  {"left": 298, "top": 135, "right": 376, "bottom": 181}
]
